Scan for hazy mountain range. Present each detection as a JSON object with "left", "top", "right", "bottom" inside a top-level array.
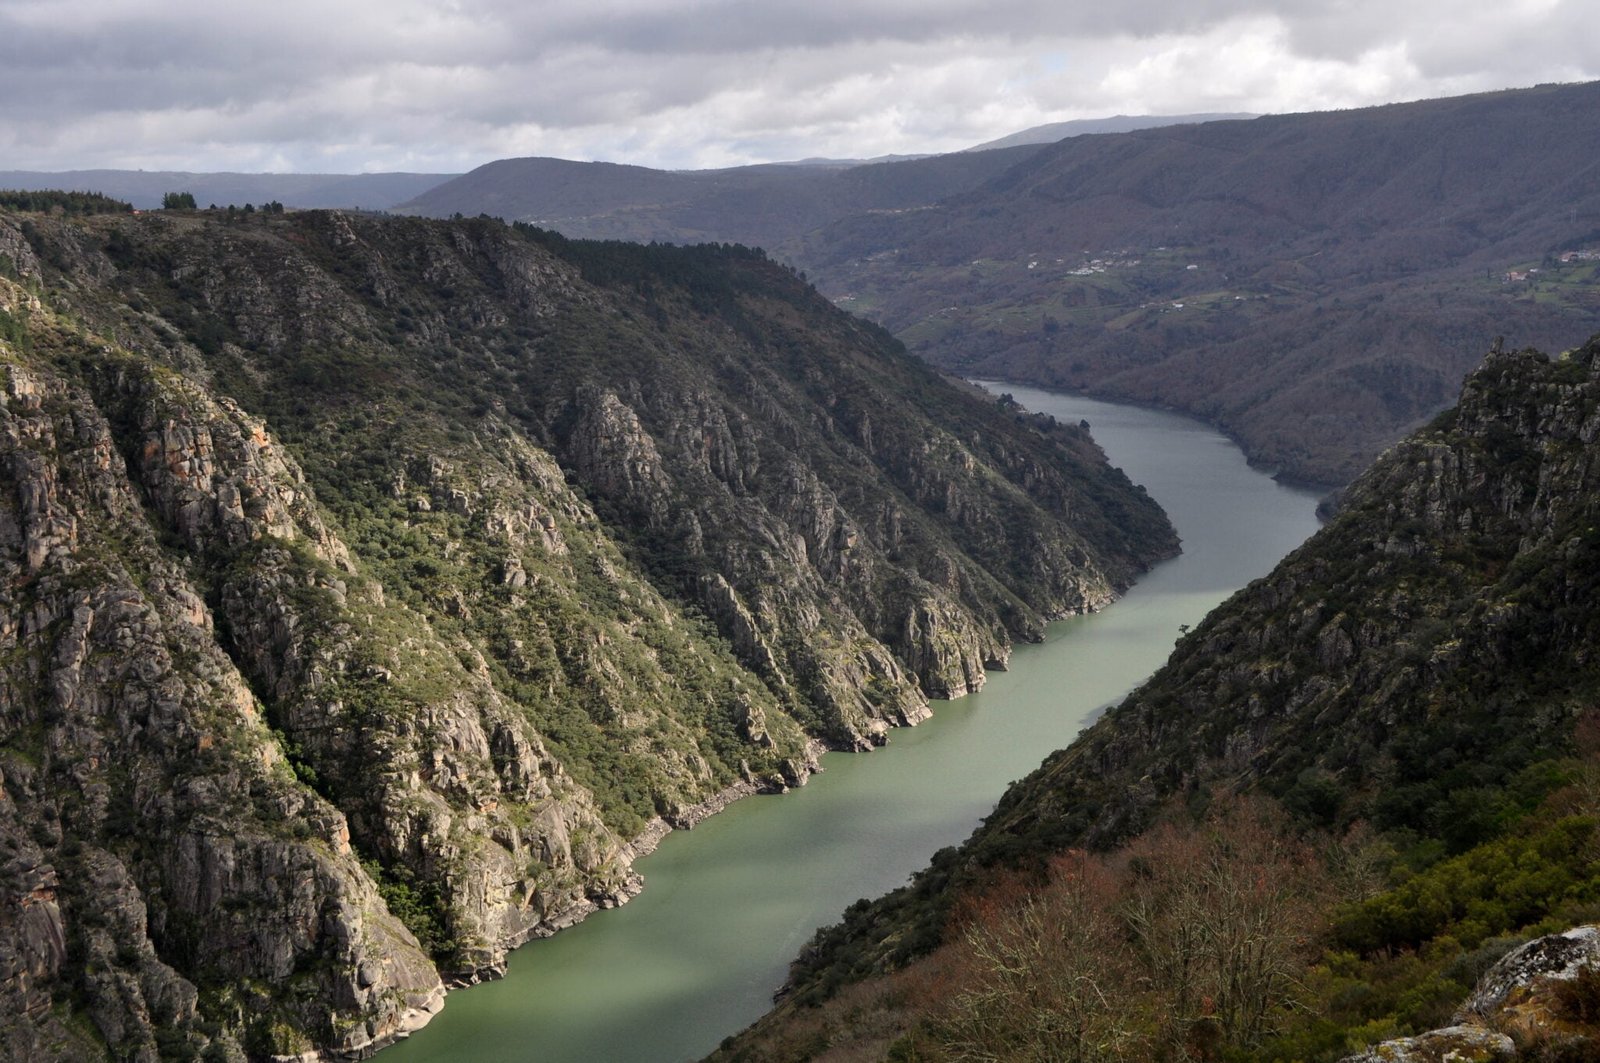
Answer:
[
  {"left": 963, "top": 111, "right": 1255, "bottom": 151},
  {"left": 791, "top": 81, "right": 1600, "bottom": 484}
]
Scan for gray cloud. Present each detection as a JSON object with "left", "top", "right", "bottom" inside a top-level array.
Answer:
[{"left": 0, "top": 0, "right": 1592, "bottom": 173}]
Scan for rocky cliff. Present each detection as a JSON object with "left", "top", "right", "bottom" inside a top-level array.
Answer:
[{"left": 0, "top": 205, "right": 1174, "bottom": 1058}]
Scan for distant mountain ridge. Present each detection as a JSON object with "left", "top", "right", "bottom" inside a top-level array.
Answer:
[
  {"left": 390, "top": 114, "right": 1252, "bottom": 248},
  {"left": 964, "top": 112, "right": 1256, "bottom": 151},
  {"left": 794, "top": 81, "right": 1600, "bottom": 485},
  {"left": 391, "top": 146, "right": 1048, "bottom": 248},
  {"left": 0, "top": 169, "right": 456, "bottom": 210}
]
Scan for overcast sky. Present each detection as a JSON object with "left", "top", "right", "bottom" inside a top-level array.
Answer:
[{"left": 1, "top": 0, "right": 1594, "bottom": 174}]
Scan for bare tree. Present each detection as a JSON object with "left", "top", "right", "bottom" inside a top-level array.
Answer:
[
  {"left": 937, "top": 852, "right": 1151, "bottom": 1062},
  {"left": 933, "top": 796, "right": 1332, "bottom": 1061},
  {"left": 1120, "top": 797, "right": 1328, "bottom": 1053}
]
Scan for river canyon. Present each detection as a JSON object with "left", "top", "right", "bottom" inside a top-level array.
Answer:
[{"left": 384, "top": 388, "right": 1325, "bottom": 1063}]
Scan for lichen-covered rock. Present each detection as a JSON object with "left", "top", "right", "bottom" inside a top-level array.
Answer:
[
  {"left": 1341, "top": 925, "right": 1600, "bottom": 1062},
  {"left": 1338, "top": 1024, "right": 1514, "bottom": 1062},
  {"left": 1461, "top": 926, "right": 1600, "bottom": 1021}
]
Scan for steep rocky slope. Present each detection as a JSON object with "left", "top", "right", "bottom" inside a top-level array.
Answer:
[
  {"left": 0, "top": 205, "right": 1173, "bottom": 1058},
  {"left": 736, "top": 332, "right": 1600, "bottom": 1051},
  {"left": 979, "top": 336, "right": 1600, "bottom": 859}
]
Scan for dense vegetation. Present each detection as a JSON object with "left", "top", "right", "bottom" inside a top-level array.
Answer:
[
  {"left": 0, "top": 169, "right": 453, "bottom": 211},
  {"left": 0, "top": 188, "right": 131, "bottom": 215}
]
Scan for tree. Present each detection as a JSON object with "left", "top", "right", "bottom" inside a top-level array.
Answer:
[
  {"left": 938, "top": 852, "right": 1150, "bottom": 1062},
  {"left": 934, "top": 796, "right": 1332, "bottom": 1061},
  {"left": 162, "top": 191, "right": 197, "bottom": 210},
  {"left": 1121, "top": 797, "right": 1327, "bottom": 1052}
]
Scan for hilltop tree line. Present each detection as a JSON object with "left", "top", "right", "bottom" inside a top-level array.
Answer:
[
  {"left": 0, "top": 189, "right": 132, "bottom": 215},
  {"left": 163, "top": 191, "right": 286, "bottom": 214}
]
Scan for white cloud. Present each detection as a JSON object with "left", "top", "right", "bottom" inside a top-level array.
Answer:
[
  {"left": 1087, "top": 17, "right": 1428, "bottom": 118},
  {"left": 0, "top": 0, "right": 1592, "bottom": 172}
]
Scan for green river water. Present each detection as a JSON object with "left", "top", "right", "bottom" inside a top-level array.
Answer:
[{"left": 384, "top": 387, "right": 1324, "bottom": 1062}]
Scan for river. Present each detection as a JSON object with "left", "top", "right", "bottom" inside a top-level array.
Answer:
[{"left": 384, "top": 387, "right": 1324, "bottom": 1063}]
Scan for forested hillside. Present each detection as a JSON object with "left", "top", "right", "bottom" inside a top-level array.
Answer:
[
  {"left": 717, "top": 333, "right": 1600, "bottom": 1061},
  {"left": 0, "top": 205, "right": 1173, "bottom": 1060}
]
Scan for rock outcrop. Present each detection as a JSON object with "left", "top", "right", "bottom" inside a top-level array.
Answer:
[
  {"left": 1343, "top": 925, "right": 1600, "bottom": 1060},
  {"left": 0, "top": 206, "right": 1175, "bottom": 1057},
  {"left": 0, "top": 347, "right": 444, "bottom": 1059},
  {"left": 1338, "top": 1025, "right": 1514, "bottom": 1063}
]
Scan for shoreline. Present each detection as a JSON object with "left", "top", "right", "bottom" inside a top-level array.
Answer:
[
  {"left": 962, "top": 374, "right": 1343, "bottom": 498},
  {"left": 363, "top": 737, "right": 848, "bottom": 1058},
  {"left": 354, "top": 389, "right": 1324, "bottom": 1063},
  {"left": 366, "top": 574, "right": 1161, "bottom": 1056}
]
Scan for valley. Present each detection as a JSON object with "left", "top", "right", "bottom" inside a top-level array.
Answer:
[
  {"left": 723, "top": 333, "right": 1600, "bottom": 1061},
  {"left": 381, "top": 392, "right": 1321, "bottom": 1063},
  {"left": 5, "top": 74, "right": 1600, "bottom": 1063}
]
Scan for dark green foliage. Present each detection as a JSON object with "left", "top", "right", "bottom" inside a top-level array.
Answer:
[
  {"left": 1283, "top": 768, "right": 1345, "bottom": 827},
  {"left": 161, "top": 191, "right": 197, "bottom": 210},
  {"left": 0, "top": 307, "right": 28, "bottom": 351},
  {"left": 361, "top": 860, "right": 456, "bottom": 959},
  {"left": 0, "top": 189, "right": 132, "bottom": 215},
  {"left": 1241, "top": 811, "right": 1600, "bottom": 1060},
  {"left": 1335, "top": 817, "right": 1600, "bottom": 954}
]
